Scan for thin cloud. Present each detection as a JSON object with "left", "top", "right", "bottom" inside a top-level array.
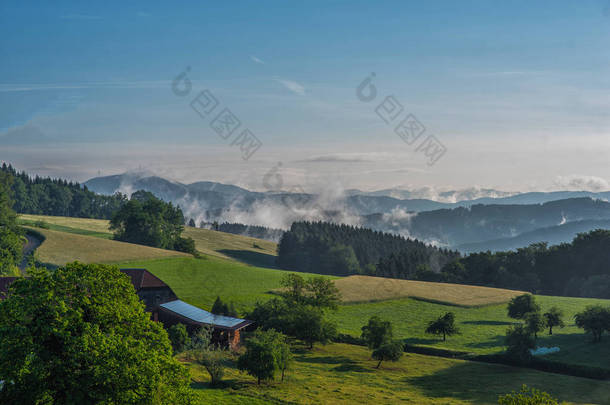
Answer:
[
  {"left": 250, "top": 55, "right": 265, "bottom": 64},
  {"left": 275, "top": 78, "right": 306, "bottom": 96},
  {"left": 554, "top": 175, "right": 610, "bottom": 192}
]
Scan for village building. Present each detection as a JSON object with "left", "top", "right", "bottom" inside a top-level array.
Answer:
[{"left": 0, "top": 268, "right": 253, "bottom": 351}]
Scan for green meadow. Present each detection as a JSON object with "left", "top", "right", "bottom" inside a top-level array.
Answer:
[{"left": 185, "top": 342, "right": 610, "bottom": 405}]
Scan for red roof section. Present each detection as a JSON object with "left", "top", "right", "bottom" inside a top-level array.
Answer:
[{"left": 120, "top": 268, "right": 169, "bottom": 290}]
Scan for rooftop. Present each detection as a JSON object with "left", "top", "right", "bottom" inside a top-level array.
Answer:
[{"left": 160, "top": 299, "right": 253, "bottom": 331}]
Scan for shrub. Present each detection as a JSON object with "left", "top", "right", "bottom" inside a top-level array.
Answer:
[{"left": 498, "top": 384, "right": 558, "bottom": 404}]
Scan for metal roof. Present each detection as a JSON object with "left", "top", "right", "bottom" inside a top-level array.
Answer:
[{"left": 160, "top": 299, "right": 250, "bottom": 329}]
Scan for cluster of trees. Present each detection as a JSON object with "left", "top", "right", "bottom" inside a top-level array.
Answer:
[
  {"left": 247, "top": 274, "right": 340, "bottom": 349},
  {"left": 504, "top": 294, "right": 610, "bottom": 363},
  {"left": 504, "top": 295, "right": 564, "bottom": 362},
  {"left": 0, "top": 163, "right": 127, "bottom": 219},
  {"left": 0, "top": 263, "right": 192, "bottom": 404},
  {"left": 0, "top": 171, "right": 23, "bottom": 275},
  {"left": 110, "top": 190, "right": 197, "bottom": 255},
  {"left": 436, "top": 230, "right": 610, "bottom": 297},
  {"left": 277, "top": 221, "right": 460, "bottom": 277}
]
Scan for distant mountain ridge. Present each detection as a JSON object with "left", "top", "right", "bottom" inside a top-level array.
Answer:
[{"left": 84, "top": 173, "right": 610, "bottom": 253}]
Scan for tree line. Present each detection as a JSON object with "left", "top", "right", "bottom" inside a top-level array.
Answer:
[
  {"left": 1, "top": 163, "right": 127, "bottom": 219},
  {"left": 277, "top": 221, "right": 460, "bottom": 277},
  {"left": 435, "top": 230, "right": 610, "bottom": 297}
]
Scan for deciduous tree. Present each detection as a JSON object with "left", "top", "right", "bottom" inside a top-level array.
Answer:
[
  {"left": 425, "top": 312, "right": 460, "bottom": 341},
  {"left": 543, "top": 307, "right": 565, "bottom": 335},
  {"left": 0, "top": 262, "right": 192, "bottom": 404}
]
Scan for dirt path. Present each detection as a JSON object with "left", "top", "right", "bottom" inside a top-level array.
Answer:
[{"left": 19, "top": 233, "right": 43, "bottom": 271}]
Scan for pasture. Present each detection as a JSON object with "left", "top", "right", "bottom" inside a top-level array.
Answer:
[
  {"left": 19, "top": 214, "right": 279, "bottom": 268},
  {"left": 186, "top": 342, "right": 610, "bottom": 405},
  {"left": 334, "top": 274, "right": 525, "bottom": 306},
  {"left": 26, "top": 227, "right": 188, "bottom": 266}
]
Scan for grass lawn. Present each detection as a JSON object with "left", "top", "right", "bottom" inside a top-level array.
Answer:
[
  {"left": 27, "top": 227, "right": 188, "bottom": 266},
  {"left": 328, "top": 295, "right": 610, "bottom": 369},
  {"left": 184, "top": 342, "right": 610, "bottom": 405},
  {"left": 19, "top": 214, "right": 279, "bottom": 268},
  {"left": 115, "top": 256, "right": 337, "bottom": 313},
  {"left": 335, "top": 275, "right": 526, "bottom": 306}
]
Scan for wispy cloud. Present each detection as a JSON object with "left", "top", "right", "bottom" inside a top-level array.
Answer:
[
  {"left": 250, "top": 55, "right": 265, "bottom": 64},
  {"left": 554, "top": 175, "right": 610, "bottom": 192},
  {"left": 274, "top": 78, "right": 306, "bottom": 96},
  {"left": 136, "top": 11, "right": 152, "bottom": 18}
]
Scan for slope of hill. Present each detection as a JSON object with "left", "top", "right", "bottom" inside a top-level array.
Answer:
[
  {"left": 19, "top": 214, "right": 279, "bottom": 268},
  {"left": 334, "top": 275, "right": 525, "bottom": 306},
  {"left": 27, "top": 227, "right": 188, "bottom": 266}
]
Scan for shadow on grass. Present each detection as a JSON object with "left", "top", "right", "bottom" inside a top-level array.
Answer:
[
  {"left": 462, "top": 320, "right": 515, "bottom": 326},
  {"left": 406, "top": 360, "right": 607, "bottom": 404},
  {"left": 404, "top": 337, "right": 441, "bottom": 346},
  {"left": 464, "top": 334, "right": 505, "bottom": 349},
  {"left": 296, "top": 354, "right": 372, "bottom": 373},
  {"left": 218, "top": 249, "right": 278, "bottom": 269}
]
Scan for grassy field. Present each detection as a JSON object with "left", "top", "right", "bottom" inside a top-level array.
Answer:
[
  {"left": 19, "top": 214, "right": 279, "bottom": 268},
  {"left": 328, "top": 295, "right": 610, "bottom": 369},
  {"left": 335, "top": 275, "right": 525, "bottom": 306},
  {"left": 115, "top": 256, "right": 336, "bottom": 312},
  {"left": 27, "top": 227, "right": 188, "bottom": 266},
  {"left": 185, "top": 342, "right": 610, "bottom": 405}
]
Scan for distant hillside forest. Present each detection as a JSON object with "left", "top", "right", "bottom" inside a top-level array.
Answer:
[
  {"left": 437, "top": 229, "right": 610, "bottom": 298},
  {"left": 0, "top": 163, "right": 127, "bottom": 219},
  {"left": 277, "top": 221, "right": 460, "bottom": 277}
]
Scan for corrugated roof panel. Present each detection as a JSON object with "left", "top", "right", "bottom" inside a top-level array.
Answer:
[{"left": 160, "top": 299, "right": 245, "bottom": 328}]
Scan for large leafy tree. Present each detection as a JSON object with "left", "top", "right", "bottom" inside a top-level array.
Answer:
[
  {"left": 237, "top": 329, "right": 290, "bottom": 385},
  {"left": 0, "top": 172, "right": 23, "bottom": 275},
  {"left": 361, "top": 316, "right": 393, "bottom": 349},
  {"left": 507, "top": 295, "right": 540, "bottom": 320},
  {"left": 574, "top": 305, "right": 610, "bottom": 343},
  {"left": 110, "top": 190, "right": 195, "bottom": 254},
  {"left": 0, "top": 262, "right": 192, "bottom": 404}
]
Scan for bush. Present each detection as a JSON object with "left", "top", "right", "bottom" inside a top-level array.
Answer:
[{"left": 498, "top": 384, "right": 558, "bottom": 404}]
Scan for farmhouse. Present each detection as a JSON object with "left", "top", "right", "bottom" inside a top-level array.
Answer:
[{"left": 0, "top": 268, "right": 253, "bottom": 350}]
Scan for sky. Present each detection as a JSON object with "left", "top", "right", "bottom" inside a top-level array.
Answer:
[{"left": 1, "top": 0, "right": 609, "bottom": 193}]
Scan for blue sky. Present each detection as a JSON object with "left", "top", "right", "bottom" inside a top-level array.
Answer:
[{"left": 1, "top": 0, "right": 609, "bottom": 192}]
